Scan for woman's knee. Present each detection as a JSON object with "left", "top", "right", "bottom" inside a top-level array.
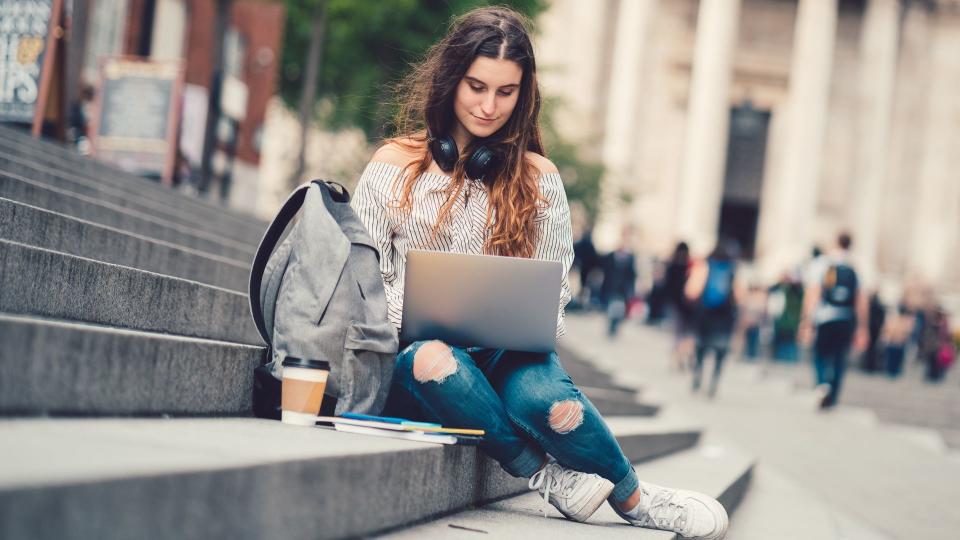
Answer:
[
  {"left": 499, "top": 353, "right": 585, "bottom": 433},
  {"left": 546, "top": 399, "right": 585, "bottom": 434},
  {"left": 396, "top": 340, "right": 459, "bottom": 384},
  {"left": 507, "top": 391, "right": 586, "bottom": 435}
]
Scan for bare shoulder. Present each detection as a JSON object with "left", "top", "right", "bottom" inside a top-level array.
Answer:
[
  {"left": 371, "top": 138, "right": 424, "bottom": 168},
  {"left": 526, "top": 151, "right": 559, "bottom": 175}
]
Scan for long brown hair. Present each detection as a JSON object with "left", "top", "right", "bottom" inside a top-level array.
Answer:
[{"left": 388, "top": 6, "right": 547, "bottom": 258}]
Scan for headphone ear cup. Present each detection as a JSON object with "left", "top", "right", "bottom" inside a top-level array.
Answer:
[
  {"left": 430, "top": 135, "right": 459, "bottom": 172},
  {"left": 465, "top": 145, "right": 500, "bottom": 181}
]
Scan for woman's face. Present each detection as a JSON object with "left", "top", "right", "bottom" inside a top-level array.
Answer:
[{"left": 453, "top": 56, "right": 522, "bottom": 140}]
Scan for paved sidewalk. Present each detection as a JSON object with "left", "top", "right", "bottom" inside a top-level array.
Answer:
[{"left": 561, "top": 313, "right": 960, "bottom": 540}]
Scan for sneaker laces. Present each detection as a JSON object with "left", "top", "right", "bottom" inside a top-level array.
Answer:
[
  {"left": 528, "top": 462, "right": 584, "bottom": 517},
  {"left": 635, "top": 488, "right": 689, "bottom": 532}
]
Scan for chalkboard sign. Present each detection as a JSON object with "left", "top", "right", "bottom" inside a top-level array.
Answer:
[
  {"left": 0, "top": 0, "right": 54, "bottom": 123},
  {"left": 91, "top": 57, "right": 183, "bottom": 184}
]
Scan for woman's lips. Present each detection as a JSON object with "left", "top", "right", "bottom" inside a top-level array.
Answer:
[{"left": 472, "top": 113, "right": 497, "bottom": 125}]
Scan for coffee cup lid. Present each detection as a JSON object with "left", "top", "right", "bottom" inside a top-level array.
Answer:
[{"left": 282, "top": 357, "right": 330, "bottom": 370}]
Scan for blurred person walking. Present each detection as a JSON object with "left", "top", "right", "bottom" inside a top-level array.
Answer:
[
  {"left": 920, "top": 306, "right": 955, "bottom": 382},
  {"left": 768, "top": 272, "right": 804, "bottom": 361},
  {"left": 800, "top": 232, "right": 868, "bottom": 409},
  {"left": 664, "top": 242, "right": 696, "bottom": 370},
  {"left": 572, "top": 229, "right": 600, "bottom": 311},
  {"left": 685, "top": 240, "right": 740, "bottom": 398},
  {"left": 644, "top": 263, "right": 668, "bottom": 324},
  {"left": 881, "top": 302, "right": 915, "bottom": 378},
  {"left": 736, "top": 283, "right": 767, "bottom": 361},
  {"left": 601, "top": 236, "right": 637, "bottom": 338},
  {"left": 67, "top": 85, "right": 95, "bottom": 155},
  {"left": 864, "top": 292, "right": 886, "bottom": 372}
]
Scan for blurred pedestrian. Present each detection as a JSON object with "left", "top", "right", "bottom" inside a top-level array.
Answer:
[
  {"left": 768, "top": 272, "right": 804, "bottom": 361},
  {"left": 68, "top": 84, "right": 95, "bottom": 155},
  {"left": 921, "top": 307, "right": 955, "bottom": 382},
  {"left": 800, "top": 232, "right": 868, "bottom": 409},
  {"left": 864, "top": 291, "right": 886, "bottom": 372},
  {"left": 663, "top": 242, "right": 695, "bottom": 370},
  {"left": 644, "top": 263, "right": 668, "bottom": 324},
  {"left": 174, "top": 152, "right": 196, "bottom": 191},
  {"left": 601, "top": 236, "right": 637, "bottom": 338},
  {"left": 686, "top": 239, "right": 741, "bottom": 398},
  {"left": 736, "top": 283, "right": 767, "bottom": 361},
  {"left": 881, "top": 302, "right": 914, "bottom": 378},
  {"left": 572, "top": 229, "right": 600, "bottom": 311}
]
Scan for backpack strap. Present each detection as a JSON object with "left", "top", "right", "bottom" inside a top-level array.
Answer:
[{"left": 248, "top": 180, "right": 349, "bottom": 343}]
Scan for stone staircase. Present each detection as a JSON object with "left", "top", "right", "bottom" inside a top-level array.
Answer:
[{"left": 0, "top": 125, "right": 753, "bottom": 539}]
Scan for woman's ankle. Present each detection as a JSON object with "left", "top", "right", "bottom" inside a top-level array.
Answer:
[{"left": 617, "top": 488, "right": 642, "bottom": 512}]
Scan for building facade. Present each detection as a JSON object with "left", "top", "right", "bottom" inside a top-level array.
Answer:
[
  {"left": 537, "top": 0, "right": 960, "bottom": 294},
  {"left": 83, "top": 0, "right": 284, "bottom": 211}
]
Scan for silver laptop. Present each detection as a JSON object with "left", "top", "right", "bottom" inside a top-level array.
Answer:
[{"left": 400, "top": 250, "right": 563, "bottom": 353}]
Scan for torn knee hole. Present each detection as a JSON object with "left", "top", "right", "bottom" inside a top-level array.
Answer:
[
  {"left": 548, "top": 400, "right": 584, "bottom": 434},
  {"left": 412, "top": 341, "right": 457, "bottom": 383}
]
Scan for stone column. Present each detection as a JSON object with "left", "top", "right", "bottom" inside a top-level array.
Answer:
[
  {"left": 880, "top": 2, "right": 929, "bottom": 278},
  {"left": 594, "top": 0, "right": 656, "bottom": 249},
  {"left": 764, "top": 0, "right": 838, "bottom": 265},
  {"left": 536, "top": 0, "right": 616, "bottom": 158},
  {"left": 675, "top": 0, "right": 742, "bottom": 255},
  {"left": 911, "top": 10, "right": 960, "bottom": 285},
  {"left": 150, "top": 0, "right": 188, "bottom": 60},
  {"left": 853, "top": 0, "right": 900, "bottom": 286}
]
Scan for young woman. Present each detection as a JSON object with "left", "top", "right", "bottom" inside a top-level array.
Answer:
[{"left": 352, "top": 7, "right": 728, "bottom": 538}]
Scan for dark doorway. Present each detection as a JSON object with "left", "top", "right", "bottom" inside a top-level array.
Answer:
[{"left": 720, "top": 102, "right": 770, "bottom": 259}]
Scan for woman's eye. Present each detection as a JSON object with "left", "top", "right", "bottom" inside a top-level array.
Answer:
[
  {"left": 470, "top": 85, "right": 484, "bottom": 93},
  {"left": 497, "top": 90, "right": 514, "bottom": 97}
]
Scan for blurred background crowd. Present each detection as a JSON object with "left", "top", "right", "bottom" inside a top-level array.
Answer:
[{"left": 570, "top": 230, "right": 958, "bottom": 384}]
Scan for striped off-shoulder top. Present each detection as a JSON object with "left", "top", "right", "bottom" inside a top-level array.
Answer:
[{"left": 351, "top": 161, "right": 574, "bottom": 338}]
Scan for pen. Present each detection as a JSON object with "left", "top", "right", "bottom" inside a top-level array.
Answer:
[{"left": 404, "top": 426, "right": 486, "bottom": 436}]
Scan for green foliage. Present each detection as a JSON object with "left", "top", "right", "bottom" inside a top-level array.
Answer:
[{"left": 280, "top": 0, "right": 546, "bottom": 138}]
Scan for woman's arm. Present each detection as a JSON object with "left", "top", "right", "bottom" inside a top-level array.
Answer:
[
  {"left": 684, "top": 260, "right": 708, "bottom": 302},
  {"left": 352, "top": 160, "right": 404, "bottom": 330},
  {"left": 533, "top": 169, "right": 575, "bottom": 339}
]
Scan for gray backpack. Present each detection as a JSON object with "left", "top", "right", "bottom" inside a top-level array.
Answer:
[{"left": 249, "top": 180, "right": 398, "bottom": 417}]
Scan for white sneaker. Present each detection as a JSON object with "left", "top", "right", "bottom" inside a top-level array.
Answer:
[
  {"left": 612, "top": 480, "right": 729, "bottom": 539},
  {"left": 528, "top": 460, "right": 614, "bottom": 522}
]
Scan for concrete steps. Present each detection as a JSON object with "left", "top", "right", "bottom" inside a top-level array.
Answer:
[
  {"left": 0, "top": 314, "right": 263, "bottom": 415},
  {"left": 0, "top": 310, "right": 646, "bottom": 418},
  {"left": 0, "top": 197, "right": 249, "bottom": 291},
  {"left": 0, "top": 172, "right": 257, "bottom": 261},
  {"left": 555, "top": 346, "right": 643, "bottom": 394},
  {"left": 0, "top": 416, "right": 699, "bottom": 540},
  {"left": 0, "top": 126, "right": 262, "bottom": 228},
  {"left": 0, "top": 153, "right": 265, "bottom": 246},
  {"left": 0, "top": 240, "right": 259, "bottom": 343},
  {"left": 553, "top": 344, "right": 659, "bottom": 417},
  {"left": 382, "top": 439, "right": 754, "bottom": 539}
]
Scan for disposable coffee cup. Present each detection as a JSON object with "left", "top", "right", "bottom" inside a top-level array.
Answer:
[{"left": 280, "top": 357, "right": 330, "bottom": 426}]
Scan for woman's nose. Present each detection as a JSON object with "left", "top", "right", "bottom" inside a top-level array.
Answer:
[{"left": 480, "top": 93, "right": 496, "bottom": 116}]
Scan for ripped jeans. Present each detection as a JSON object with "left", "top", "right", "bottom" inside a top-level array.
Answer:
[{"left": 381, "top": 341, "right": 640, "bottom": 503}]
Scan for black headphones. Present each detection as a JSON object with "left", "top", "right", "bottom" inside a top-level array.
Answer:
[{"left": 429, "top": 133, "right": 501, "bottom": 181}]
